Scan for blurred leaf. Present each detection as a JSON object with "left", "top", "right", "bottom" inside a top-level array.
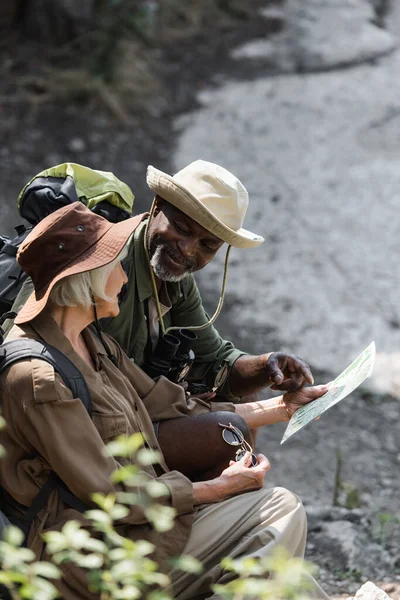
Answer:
[
  {"left": 116, "top": 491, "right": 141, "bottom": 505},
  {"left": 83, "top": 537, "right": 108, "bottom": 554},
  {"left": 136, "top": 448, "right": 162, "bottom": 466},
  {"left": 133, "top": 539, "right": 154, "bottom": 556},
  {"left": 4, "top": 525, "right": 25, "bottom": 547},
  {"left": 145, "top": 480, "right": 169, "bottom": 498},
  {"left": 42, "top": 531, "right": 68, "bottom": 553},
  {"left": 148, "top": 591, "right": 175, "bottom": 600},
  {"left": 30, "top": 561, "right": 61, "bottom": 579},
  {"left": 145, "top": 506, "right": 176, "bottom": 532},
  {"left": 116, "top": 585, "right": 142, "bottom": 599},
  {"left": 169, "top": 554, "right": 203, "bottom": 574},
  {"left": 75, "top": 553, "right": 104, "bottom": 569},
  {"left": 106, "top": 433, "right": 145, "bottom": 457},
  {"left": 111, "top": 465, "right": 140, "bottom": 484},
  {"left": 109, "top": 504, "right": 130, "bottom": 521},
  {"left": 85, "top": 510, "right": 112, "bottom": 525},
  {"left": 61, "top": 520, "right": 82, "bottom": 540}
]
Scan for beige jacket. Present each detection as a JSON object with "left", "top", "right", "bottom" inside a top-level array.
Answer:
[{"left": 0, "top": 311, "right": 235, "bottom": 599}]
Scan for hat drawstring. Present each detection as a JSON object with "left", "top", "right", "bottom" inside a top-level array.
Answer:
[{"left": 144, "top": 198, "right": 231, "bottom": 336}]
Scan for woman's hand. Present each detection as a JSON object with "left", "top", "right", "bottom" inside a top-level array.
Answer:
[
  {"left": 192, "top": 452, "right": 271, "bottom": 505},
  {"left": 279, "top": 384, "right": 329, "bottom": 420},
  {"left": 219, "top": 452, "right": 271, "bottom": 497}
]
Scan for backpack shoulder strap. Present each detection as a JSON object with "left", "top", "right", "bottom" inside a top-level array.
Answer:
[
  {"left": 0, "top": 339, "right": 92, "bottom": 540},
  {"left": 0, "top": 339, "right": 91, "bottom": 416}
]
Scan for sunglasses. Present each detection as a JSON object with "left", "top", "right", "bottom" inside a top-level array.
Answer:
[{"left": 218, "top": 422, "right": 258, "bottom": 467}]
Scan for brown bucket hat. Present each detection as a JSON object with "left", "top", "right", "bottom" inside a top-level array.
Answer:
[{"left": 15, "top": 201, "right": 143, "bottom": 325}]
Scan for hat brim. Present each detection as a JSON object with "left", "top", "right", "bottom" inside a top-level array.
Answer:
[
  {"left": 15, "top": 214, "right": 144, "bottom": 325},
  {"left": 146, "top": 166, "right": 264, "bottom": 249}
]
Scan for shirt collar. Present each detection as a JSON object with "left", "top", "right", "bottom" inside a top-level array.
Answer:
[{"left": 134, "top": 219, "right": 183, "bottom": 306}]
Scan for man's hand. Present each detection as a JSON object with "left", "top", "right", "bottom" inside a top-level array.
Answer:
[
  {"left": 279, "top": 384, "right": 329, "bottom": 420},
  {"left": 266, "top": 352, "right": 314, "bottom": 392}
]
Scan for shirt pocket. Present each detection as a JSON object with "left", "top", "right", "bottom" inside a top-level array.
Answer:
[{"left": 91, "top": 411, "right": 127, "bottom": 443}]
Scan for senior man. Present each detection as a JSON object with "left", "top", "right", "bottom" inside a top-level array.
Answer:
[
  {"left": 102, "top": 160, "right": 323, "bottom": 476},
  {"left": 106, "top": 160, "right": 312, "bottom": 395}
]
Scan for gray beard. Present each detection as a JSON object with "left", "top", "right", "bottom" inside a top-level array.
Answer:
[{"left": 150, "top": 245, "right": 191, "bottom": 282}]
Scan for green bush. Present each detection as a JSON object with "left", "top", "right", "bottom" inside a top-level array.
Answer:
[{"left": 0, "top": 427, "right": 316, "bottom": 600}]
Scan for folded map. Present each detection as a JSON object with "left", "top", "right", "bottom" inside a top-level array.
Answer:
[{"left": 281, "top": 341, "right": 376, "bottom": 444}]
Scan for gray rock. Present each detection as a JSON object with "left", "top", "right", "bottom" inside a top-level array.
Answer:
[
  {"left": 353, "top": 580, "right": 393, "bottom": 600},
  {"left": 232, "top": 0, "right": 396, "bottom": 71},
  {"left": 286, "top": 0, "right": 396, "bottom": 70},
  {"left": 314, "top": 519, "right": 393, "bottom": 576}
]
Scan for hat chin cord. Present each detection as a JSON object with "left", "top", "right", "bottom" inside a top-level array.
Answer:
[{"left": 144, "top": 198, "right": 231, "bottom": 336}]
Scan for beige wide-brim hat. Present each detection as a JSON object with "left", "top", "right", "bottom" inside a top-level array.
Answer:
[{"left": 146, "top": 160, "right": 264, "bottom": 249}]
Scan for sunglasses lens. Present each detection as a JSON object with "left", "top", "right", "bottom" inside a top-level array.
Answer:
[
  {"left": 222, "top": 427, "right": 243, "bottom": 446},
  {"left": 236, "top": 449, "right": 258, "bottom": 467},
  {"left": 250, "top": 453, "right": 258, "bottom": 467}
]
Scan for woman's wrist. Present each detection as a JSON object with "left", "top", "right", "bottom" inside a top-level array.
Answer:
[
  {"left": 192, "top": 477, "right": 226, "bottom": 505},
  {"left": 276, "top": 396, "right": 291, "bottom": 422},
  {"left": 236, "top": 396, "right": 289, "bottom": 427}
]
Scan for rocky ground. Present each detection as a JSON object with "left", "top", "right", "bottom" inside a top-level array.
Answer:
[{"left": 0, "top": 1, "right": 399, "bottom": 598}]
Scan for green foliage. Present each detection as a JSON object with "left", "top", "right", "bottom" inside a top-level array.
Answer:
[
  {"left": 0, "top": 526, "right": 60, "bottom": 600},
  {"left": 213, "top": 547, "right": 317, "bottom": 600},
  {"left": 41, "top": 433, "right": 175, "bottom": 599},
  {"left": 333, "top": 567, "right": 362, "bottom": 583},
  {"left": 374, "top": 511, "right": 400, "bottom": 548},
  {"left": 332, "top": 446, "right": 360, "bottom": 509},
  {"left": 0, "top": 428, "right": 319, "bottom": 600}
]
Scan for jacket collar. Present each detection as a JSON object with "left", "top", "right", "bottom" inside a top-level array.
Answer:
[{"left": 20, "top": 309, "right": 107, "bottom": 379}]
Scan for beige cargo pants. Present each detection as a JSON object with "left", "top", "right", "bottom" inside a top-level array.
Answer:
[{"left": 170, "top": 486, "right": 329, "bottom": 600}]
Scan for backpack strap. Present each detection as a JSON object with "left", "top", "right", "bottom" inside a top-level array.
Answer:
[
  {"left": 0, "top": 339, "right": 92, "bottom": 538},
  {"left": 0, "top": 339, "right": 91, "bottom": 416}
]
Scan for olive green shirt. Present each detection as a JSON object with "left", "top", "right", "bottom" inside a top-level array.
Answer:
[{"left": 105, "top": 220, "right": 246, "bottom": 399}]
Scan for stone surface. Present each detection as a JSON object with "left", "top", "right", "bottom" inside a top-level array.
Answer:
[
  {"left": 285, "top": 0, "right": 396, "bottom": 70},
  {"left": 233, "top": 0, "right": 396, "bottom": 71},
  {"left": 354, "top": 581, "right": 393, "bottom": 600}
]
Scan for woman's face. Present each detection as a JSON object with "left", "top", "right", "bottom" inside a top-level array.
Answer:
[{"left": 95, "top": 261, "right": 128, "bottom": 319}]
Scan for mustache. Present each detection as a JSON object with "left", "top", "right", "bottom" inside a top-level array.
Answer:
[{"left": 160, "top": 242, "right": 196, "bottom": 271}]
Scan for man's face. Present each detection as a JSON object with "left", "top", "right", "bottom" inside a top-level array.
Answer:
[{"left": 147, "top": 200, "right": 224, "bottom": 282}]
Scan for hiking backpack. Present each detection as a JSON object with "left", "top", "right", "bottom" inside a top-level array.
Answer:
[{"left": 0, "top": 227, "right": 32, "bottom": 317}]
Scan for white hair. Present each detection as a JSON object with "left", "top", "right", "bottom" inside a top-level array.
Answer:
[{"left": 49, "top": 241, "right": 129, "bottom": 309}]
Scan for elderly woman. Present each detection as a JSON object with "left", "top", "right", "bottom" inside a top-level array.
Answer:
[{"left": 0, "top": 202, "right": 328, "bottom": 600}]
